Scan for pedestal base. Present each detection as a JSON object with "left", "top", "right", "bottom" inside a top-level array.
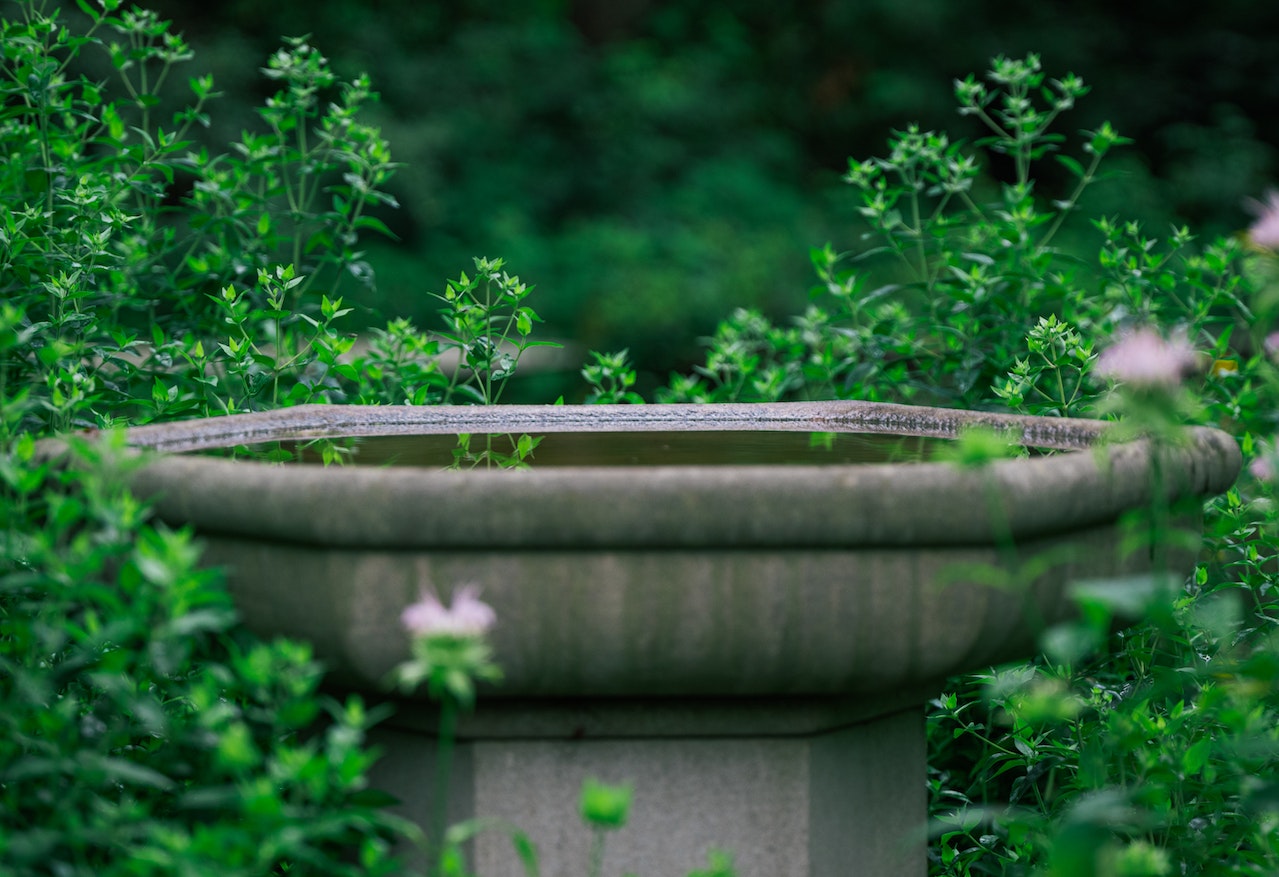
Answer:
[{"left": 368, "top": 703, "right": 925, "bottom": 877}]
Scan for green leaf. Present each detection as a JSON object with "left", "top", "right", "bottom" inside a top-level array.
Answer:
[
  {"left": 1182, "top": 737, "right": 1212, "bottom": 776},
  {"left": 102, "top": 104, "right": 125, "bottom": 141},
  {"left": 1055, "top": 154, "right": 1085, "bottom": 179},
  {"left": 80, "top": 754, "right": 178, "bottom": 792},
  {"left": 1069, "top": 573, "right": 1179, "bottom": 619},
  {"left": 579, "top": 778, "right": 632, "bottom": 829},
  {"left": 353, "top": 215, "right": 397, "bottom": 239},
  {"left": 512, "top": 831, "right": 540, "bottom": 877}
]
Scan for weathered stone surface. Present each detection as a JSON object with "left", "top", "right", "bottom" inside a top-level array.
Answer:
[
  {"left": 196, "top": 522, "right": 1180, "bottom": 698},
  {"left": 101, "top": 401, "right": 1240, "bottom": 877}
]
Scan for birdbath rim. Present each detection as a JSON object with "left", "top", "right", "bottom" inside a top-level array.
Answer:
[{"left": 93, "top": 400, "right": 1241, "bottom": 551}]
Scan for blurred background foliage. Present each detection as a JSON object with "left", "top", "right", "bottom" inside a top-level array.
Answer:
[{"left": 65, "top": 0, "right": 1279, "bottom": 395}]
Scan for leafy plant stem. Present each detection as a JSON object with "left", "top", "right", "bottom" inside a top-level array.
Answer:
[
  {"left": 431, "top": 697, "right": 458, "bottom": 877},
  {"left": 910, "top": 189, "right": 930, "bottom": 289},
  {"left": 1037, "top": 150, "right": 1102, "bottom": 251}
]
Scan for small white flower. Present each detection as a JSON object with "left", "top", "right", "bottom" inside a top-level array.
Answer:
[
  {"left": 1095, "top": 328, "right": 1197, "bottom": 388},
  {"left": 1247, "top": 191, "right": 1279, "bottom": 251},
  {"left": 401, "top": 584, "right": 496, "bottom": 638}
]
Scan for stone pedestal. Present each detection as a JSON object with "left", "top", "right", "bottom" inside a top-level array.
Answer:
[{"left": 368, "top": 700, "right": 925, "bottom": 877}]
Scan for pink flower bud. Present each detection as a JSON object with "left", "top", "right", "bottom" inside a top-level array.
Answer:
[
  {"left": 1095, "top": 328, "right": 1197, "bottom": 388},
  {"left": 1265, "top": 332, "right": 1279, "bottom": 360},
  {"left": 1247, "top": 191, "right": 1279, "bottom": 251},
  {"left": 401, "top": 584, "right": 496, "bottom": 638}
]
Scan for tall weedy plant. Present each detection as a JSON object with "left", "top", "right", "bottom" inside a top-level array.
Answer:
[
  {"left": 2, "top": 3, "right": 418, "bottom": 873},
  {"left": 662, "top": 53, "right": 1249, "bottom": 420},
  {"left": 1, "top": 0, "right": 404, "bottom": 432},
  {"left": 658, "top": 52, "right": 1275, "bottom": 875}
]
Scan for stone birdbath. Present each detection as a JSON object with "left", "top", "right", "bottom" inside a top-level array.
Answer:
[{"left": 112, "top": 400, "right": 1238, "bottom": 877}]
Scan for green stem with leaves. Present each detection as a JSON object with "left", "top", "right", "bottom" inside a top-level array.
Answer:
[{"left": 430, "top": 698, "right": 458, "bottom": 877}]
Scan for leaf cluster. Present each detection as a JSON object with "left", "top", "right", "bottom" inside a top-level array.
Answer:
[
  {"left": 652, "top": 52, "right": 1279, "bottom": 876},
  {"left": 0, "top": 432, "right": 410, "bottom": 876}
]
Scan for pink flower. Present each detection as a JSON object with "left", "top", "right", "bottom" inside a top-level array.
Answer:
[
  {"left": 1265, "top": 332, "right": 1279, "bottom": 360},
  {"left": 401, "top": 584, "right": 496, "bottom": 638},
  {"left": 1250, "top": 456, "right": 1274, "bottom": 483},
  {"left": 1095, "top": 328, "right": 1198, "bottom": 388},
  {"left": 1247, "top": 191, "right": 1279, "bottom": 250}
]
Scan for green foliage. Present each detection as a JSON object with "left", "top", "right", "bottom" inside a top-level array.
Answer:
[
  {"left": 649, "top": 52, "right": 1279, "bottom": 875},
  {"left": 993, "top": 316, "right": 1097, "bottom": 416},
  {"left": 661, "top": 55, "right": 1138, "bottom": 411},
  {"left": 8, "top": 2, "right": 1279, "bottom": 871},
  {"left": 0, "top": 0, "right": 397, "bottom": 431},
  {"left": 581, "top": 350, "right": 645, "bottom": 404},
  {"left": 664, "top": 54, "right": 1253, "bottom": 419},
  {"left": 432, "top": 256, "right": 558, "bottom": 407},
  {"left": 0, "top": 2, "right": 522, "bottom": 872},
  {"left": 0, "top": 431, "right": 409, "bottom": 875},
  {"left": 1, "top": 0, "right": 560, "bottom": 427},
  {"left": 125, "top": 0, "right": 1279, "bottom": 383}
]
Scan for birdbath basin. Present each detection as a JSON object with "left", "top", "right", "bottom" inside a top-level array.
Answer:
[{"left": 113, "top": 401, "right": 1239, "bottom": 877}]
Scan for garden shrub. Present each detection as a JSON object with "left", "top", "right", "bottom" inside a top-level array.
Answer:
[
  {"left": 662, "top": 51, "right": 1279, "bottom": 876},
  {"left": 1, "top": 1, "right": 570, "bottom": 871},
  {"left": 106, "top": 0, "right": 1279, "bottom": 384},
  {"left": 7, "top": 1, "right": 1279, "bottom": 873},
  {"left": 0, "top": 2, "right": 427, "bottom": 872},
  {"left": 0, "top": 430, "right": 409, "bottom": 876}
]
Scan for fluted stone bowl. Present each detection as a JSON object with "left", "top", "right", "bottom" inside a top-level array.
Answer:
[{"left": 103, "top": 401, "right": 1239, "bottom": 706}]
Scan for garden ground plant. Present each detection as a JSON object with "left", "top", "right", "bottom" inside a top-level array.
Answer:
[{"left": 4, "top": 2, "right": 1279, "bottom": 873}]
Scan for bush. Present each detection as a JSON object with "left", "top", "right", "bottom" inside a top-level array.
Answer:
[
  {"left": 103, "top": 0, "right": 1279, "bottom": 381},
  {"left": 0, "top": 3, "right": 420, "bottom": 872},
  {"left": 660, "top": 51, "right": 1279, "bottom": 875},
  {"left": 7, "top": 1, "right": 1279, "bottom": 872},
  {"left": 1, "top": 432, "right": 408, "bottom": 876},
  {"left": 1, "top": 1, "right": 573, "bottom": 869}
]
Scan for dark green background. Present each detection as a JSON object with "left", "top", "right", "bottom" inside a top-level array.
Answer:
[{"left": 101, "top": 0, "right": 1279, "bottom": 385}]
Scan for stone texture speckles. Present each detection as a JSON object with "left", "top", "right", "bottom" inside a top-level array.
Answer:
[
  {"left": 89, "top": 401, "right": 1240, "bottom": 877},
  {"left": 118, "top": 400, "right": 1116, "bottom": 452}
]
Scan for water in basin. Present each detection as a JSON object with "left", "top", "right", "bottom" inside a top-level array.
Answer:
[{"left": 206, "top": 430, "right": 956, "bottom": 467}]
